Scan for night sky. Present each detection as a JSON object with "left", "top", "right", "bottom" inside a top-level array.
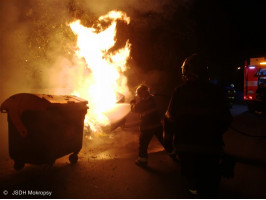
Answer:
[
  {"left": 127, "top": 0, "right": 266, "bottom": 90},
  {"left": 186, "top": 0, "right": 266, "bottom": 84}
]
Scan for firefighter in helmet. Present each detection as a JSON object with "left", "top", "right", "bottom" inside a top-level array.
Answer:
[
  {"left": 227, "top": 83, "right": 236, "bottom": 107},
  {"left": 131, "top": 84, "right": 175, "bottom": 166},
  {"left": 255, "top": 82, "right": 266, "bottom": 114},
  {"left": 165, "top": 54, "right": 232, "bottom": 197}
]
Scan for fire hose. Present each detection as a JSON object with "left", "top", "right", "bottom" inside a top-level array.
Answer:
[{"left": 230, "top": 126, "right": 266, "bottom": 138}]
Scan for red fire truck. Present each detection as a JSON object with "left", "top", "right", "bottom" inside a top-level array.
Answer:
[{"left": 244, "top": 57, "right": 266, "bottom": 109}]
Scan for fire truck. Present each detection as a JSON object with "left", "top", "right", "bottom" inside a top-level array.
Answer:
[{"left": 244, "top": 57, "right": 266, "bottom": 109}]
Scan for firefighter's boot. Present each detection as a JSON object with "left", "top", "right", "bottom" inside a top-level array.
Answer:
[{"left": 135, "top": 157, "right": 147, "bottom": 167}]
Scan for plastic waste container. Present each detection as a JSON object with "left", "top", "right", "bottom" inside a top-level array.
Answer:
[{"left": 0, "top": 93, "right": 88, "bottom": 170}]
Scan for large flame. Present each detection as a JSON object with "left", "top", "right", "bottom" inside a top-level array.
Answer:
[{"left": 69, "top": 11, "right": 131, "bottom": 132}]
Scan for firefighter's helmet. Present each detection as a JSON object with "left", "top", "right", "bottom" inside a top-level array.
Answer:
[
  {"left": 181, "top": 54, "right": 209, "bottom": 80},
  {"left": 136, "top": 84, "right": 149, "bottom": 99}
]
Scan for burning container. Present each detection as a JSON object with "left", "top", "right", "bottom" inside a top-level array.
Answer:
[{"left": 0, "top": 93, "right": 88, "bottom": 170}]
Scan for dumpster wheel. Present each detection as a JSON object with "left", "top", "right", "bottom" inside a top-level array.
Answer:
[
  {"left": 69, "top": 153, "right": 78, "bottom": 164},
  {"left": 14, "top": 161, "right": 25, "bottom": 170}
]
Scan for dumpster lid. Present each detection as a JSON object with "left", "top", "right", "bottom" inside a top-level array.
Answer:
[
  {"left": 34, "top": 94, "right": 88, "bottom": 104},
  {"left": 0, "top": 93, "right": 88, "bottom": 112}
]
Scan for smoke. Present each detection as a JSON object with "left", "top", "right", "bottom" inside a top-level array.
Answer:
[{"left": 73, "top": 0, "right": 176, "bottom": 16}]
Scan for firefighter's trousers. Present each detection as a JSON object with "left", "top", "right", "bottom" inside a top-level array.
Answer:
[
  {"left": 139, "top": 126, "right": 173, "bottom": 158},
  {"left": 178, "top": 152, "right": 221, "bottom": 198}
]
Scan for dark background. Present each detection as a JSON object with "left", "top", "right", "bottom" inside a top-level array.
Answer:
[{"left": 126, "top": 0, "right": 266, "bottom": 91}]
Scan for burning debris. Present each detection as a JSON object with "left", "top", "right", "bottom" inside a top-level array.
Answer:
[{"left": 69, "top": 10, "right": 132, "bottom": 133}]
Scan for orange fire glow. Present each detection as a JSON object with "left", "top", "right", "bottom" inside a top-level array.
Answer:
[{"left": 69, "top": 10, "right": 131, "bottom": 132}]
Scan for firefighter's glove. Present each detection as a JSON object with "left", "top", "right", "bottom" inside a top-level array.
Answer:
[{"left": 130, "top": 99, "right": 136, "bottom": 105}]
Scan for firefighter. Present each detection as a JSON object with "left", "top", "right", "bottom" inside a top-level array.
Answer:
[
  {"left": 227, "top": 83, "right": 236, "bottom": 107},
  {"left": 130, "top": 84, "right": 175, "bottom": 166},
  {"left": 165, "top": 54, "right": 232, "bottom": 197},
  {"left": 255, "top": 83, "right": 266, "bottom": 114}
]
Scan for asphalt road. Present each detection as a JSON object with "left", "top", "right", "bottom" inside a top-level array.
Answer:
[{"left": 0, "top": 104, "right": 266, "bottom": 198}]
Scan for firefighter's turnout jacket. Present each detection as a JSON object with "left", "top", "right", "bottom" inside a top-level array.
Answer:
[
  {"left": 131, "top": 95, "right": 161, "bottom": 131},
  {"left": 167, "top": 80, "right": 232, "bottom": 154}
]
